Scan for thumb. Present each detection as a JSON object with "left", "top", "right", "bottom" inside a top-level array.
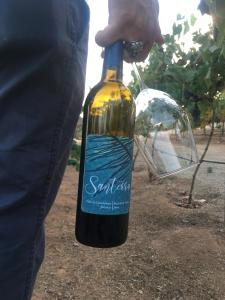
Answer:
[
  {"left": 95, "top": 24, "right": 121, "bottom": 47},
  {"left": 155, "top": 31, "right": 164, "bottom": 45}
]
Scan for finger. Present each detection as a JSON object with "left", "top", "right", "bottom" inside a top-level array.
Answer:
[
  {"left": 155, "top": 33, "right": 164, "bottom": 45},
  {"left": 154, "top": 22, "right": 164, "bottom": 45},
  {"left": 95, "top": 24, "right": 122, "bottom": 47},
  {"left": 124, "top": 41, "right": 153, "bottom": 63},
  {"left": 123, "top": 51, "right": 133, "bottom": 63}
]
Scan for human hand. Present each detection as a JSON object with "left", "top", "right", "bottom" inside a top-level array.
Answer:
[{"left": 95, "top": 0, "right": 163, "bottom": 62}]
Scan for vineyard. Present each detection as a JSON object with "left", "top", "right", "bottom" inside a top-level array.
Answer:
[{"left": 33, "top": 2, "right": 225, "bottom": 299}]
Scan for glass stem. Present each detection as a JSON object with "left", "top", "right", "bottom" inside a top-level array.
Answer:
[{"left": 132, "top": 63, "right": 148, "bottom": 91}]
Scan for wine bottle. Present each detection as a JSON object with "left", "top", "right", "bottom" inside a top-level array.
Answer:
[{"left": 75, "top": 41, "right": 135, "bottom": 248}]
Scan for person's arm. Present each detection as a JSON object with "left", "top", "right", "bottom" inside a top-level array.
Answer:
[{"left": 95, "top": 0, "right": 163, "bottom": 62}]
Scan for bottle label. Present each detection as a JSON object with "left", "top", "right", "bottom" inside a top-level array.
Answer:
[{"left": 81, "top": 135, "right": 133, "bottom": 215}]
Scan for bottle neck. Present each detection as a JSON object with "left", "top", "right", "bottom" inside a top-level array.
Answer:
[{"left": 101, "top": 41, "right": 123, "bottom": 82}]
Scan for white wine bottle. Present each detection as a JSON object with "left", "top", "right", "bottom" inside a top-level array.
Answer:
[{"left": 75, "top": 41, "right": 135, "bottom": 247}]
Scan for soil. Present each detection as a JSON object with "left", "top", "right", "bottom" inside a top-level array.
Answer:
[{"left": 33, "top": 138, "right": 225, "bottom": 300}]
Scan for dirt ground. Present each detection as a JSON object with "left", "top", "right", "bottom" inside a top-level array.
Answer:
[{"left": 33, "top": 138, "right": 225, "bottom": 300}]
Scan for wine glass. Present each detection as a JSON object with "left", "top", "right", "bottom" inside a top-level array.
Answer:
[{"left": 133, "top": 64, "right": 199, "bottom": 178}]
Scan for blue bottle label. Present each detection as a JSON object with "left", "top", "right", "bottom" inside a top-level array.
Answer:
[{"left": 81, "top": 135, "right": 134, "bottom": 215}]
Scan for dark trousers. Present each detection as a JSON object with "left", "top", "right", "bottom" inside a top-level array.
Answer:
[{"left": 0, "top": 1, "right": 89, "bottom": 299}]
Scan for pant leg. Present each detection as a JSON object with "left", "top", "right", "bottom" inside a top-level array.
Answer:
[{"left": 0, "top": 0, "right": 89, "bottom": 299}]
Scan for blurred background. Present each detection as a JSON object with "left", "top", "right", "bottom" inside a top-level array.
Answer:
[{"left": 85, "top": 0, "right": 212, "bottom": 92}]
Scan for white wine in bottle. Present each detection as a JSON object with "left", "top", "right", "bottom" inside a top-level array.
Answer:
[{"left": 75, "top": 41, "right": 135, "bottom": 247}]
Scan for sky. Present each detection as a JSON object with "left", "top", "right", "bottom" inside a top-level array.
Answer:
[{"left": 85, "top": 0, "right": 212, "bottom": 94}]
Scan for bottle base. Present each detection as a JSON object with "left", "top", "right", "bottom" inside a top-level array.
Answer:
[{"left": 75, "top": 232, "right": 127, "bottom": 248}]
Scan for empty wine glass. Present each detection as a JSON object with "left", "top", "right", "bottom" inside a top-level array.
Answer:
[{"left": 133, "top": 64, "right": 199, "bottom": 178}]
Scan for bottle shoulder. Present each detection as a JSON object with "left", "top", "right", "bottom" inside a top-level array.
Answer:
[
  {"left": 83, "top": 80, "right": 135, "bottom": 138},
  {"left": 85, "top": 81, "right": 134, "bottom": 110}
]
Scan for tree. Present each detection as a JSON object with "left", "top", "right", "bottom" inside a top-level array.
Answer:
[
  {"left": 216, "top": 92, "right": 225, "bottom": 136},
  {"left": 199, "top": 0, "right": 225, "bottom": 47},
  {"left": 130, "top": 19, "right": 225, "bottom": 126},
  {"left": 130, "top": 15, "right": 225, "bottom": 205}
]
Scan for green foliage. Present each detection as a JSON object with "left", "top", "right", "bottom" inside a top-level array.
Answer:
[
  {"left": 68, "top": 141, "right": 81, "bottom": 171},
  {"left": 190, "top": 14, "right": 197, "bottom": 26},
  {"left": 217, "top": 93, "right": 225, "bottom": 121},
  {"left": 199, "top": 0, "right": 225, "bottom": 47},
  {"left": 135, "top": 110, "right": 153, "bottom": 137},
  {"left": 129, "top": 15, "right": 225, "bottom": 129},
  {"left": 215, "top": 92, "right": 225, "bottom": 135}
]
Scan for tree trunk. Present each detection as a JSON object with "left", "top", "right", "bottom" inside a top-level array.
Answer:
[
  {"left": 188, "top": 104, "right": 216, "bottom": 205},
  {"left": 132, "top": 147, "right": 139, "bottom": 171},
  {"left": 203, "top": 126, "right": 206, "bottom": 136},
  {"left": 222, "top": 121, "right": 225, "bottom": 136}
]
